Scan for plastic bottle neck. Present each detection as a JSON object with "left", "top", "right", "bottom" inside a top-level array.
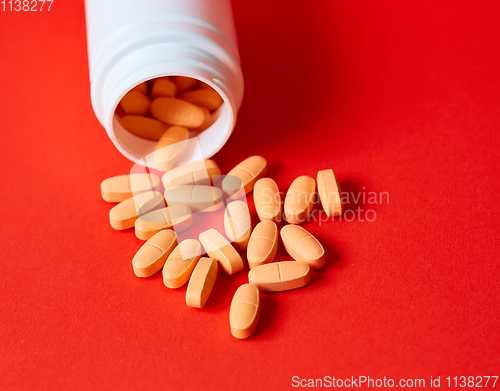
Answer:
[{"left": 90, "top": 25, "right": 243, "bottom": 165}]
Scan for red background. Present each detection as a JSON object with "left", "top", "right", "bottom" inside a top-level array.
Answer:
[{"left": 1, "top": 0, "right": 499, "bottom": 389}]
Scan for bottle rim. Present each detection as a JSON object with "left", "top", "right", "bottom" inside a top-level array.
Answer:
[{"left": 91, "top": 39, "right": 243, "bottom": 167}]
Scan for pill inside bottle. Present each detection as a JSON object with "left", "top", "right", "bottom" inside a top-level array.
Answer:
[{"left": 113, "top": 77, "right": 227, "bottom": 168}]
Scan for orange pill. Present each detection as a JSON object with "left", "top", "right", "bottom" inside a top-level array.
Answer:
[
  {"left": 164, "top": 184, "right": 223, "bottom": 213},
  {"left": 197, "top": 82, "right": 217, "bottom": 92},
  {"left": 178, "top": 89, "right": 223, "bottom": 112},
  {"left": 199, "top": 229, "right": 244, "bottom": 275},
  {"left": 149, "top": 78, "right": 177, "bottom": 99},
  {"left": 248, "top": 261, "right": 311, "bottom": 292},
  {"left": 172, "top": 76, "right": 198, "bottom": 94},
  {"left": 150, "top": 97, "right": 205, "bottom": 128},
  {"left": 101, "top": 173, "right": 160, "bottom": 203},
  {"left": 280, "top": 224, "right": 325, "bottom": 269},
  {"left": 317, "top": 169, "right": 342, "bottom": 217},
  {"left": 131, "top": 81, "right": 148, "bottom": 94},
  {"left": 163, "top": 239, "right": 202, "bottom": 288},
  {"left": 161, "top": 159, "right": 221, "bottom": 190},
  {"left": 222, "top": 155, "right": 267, "bottom": 196},
  {"left": 132, "top": 230, "right": 178, "bottom": 278},
  {"left": 284, "top": 176, "right": 316, "bottom": 224},
  {"left": 230, "top": 284, "right": 260, "bottom": 339},
  {"left": 247, "top": 221, "right": 278, "bottom": 269},
  {"left": 115, "top": 104, "right": 126, "bottom": 117},
  {"left": 191, "top": 107, "right": 213, "bottom": 132},
  {"left": 134, "top": 205, "right": 193, "bottom": 241},
  {"left": 224, "top": 201, "right": 252, "bottom": 251},
  {"left": 186, "top": 257, "right": 218, "bottom": 308},
  {"left": 153, "top": 126, "right": 189, "bottom": 171},
  {"left": 119, "top": 90, "right": 150, "bottom": 116},
  {"left": 109, "top": 191, "right": 164, "bottom": 230},
  {"left": 120, "top": 115, "right": 169, "bottom": 140},
  {"left": 131, "top": 82, "right": 148, "bottom": 95},
  {"left": 253, "top": 178, "right": 282, "bottom": 224},
  {"left": 220, "top": 175, "right": 245, "bottom": 201}
]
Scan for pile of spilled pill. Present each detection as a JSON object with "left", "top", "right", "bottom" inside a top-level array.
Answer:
[{"left": 101, "top": 77, "right": 343, "bottom": 339}]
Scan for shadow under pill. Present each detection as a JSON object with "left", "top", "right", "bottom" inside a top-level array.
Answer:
[
  {"left": 266, "top": 163, "right": 281, "bottom": 178},
  {"left": 319, "top": 238, "right": 343, "bottom": 270},
  {"left": 203, "top": 270, "right": 234, "bottom": 310},
  {"left": 253, "top": 293, "right": 279, "bottom": 338},
  {"left": 338, "top": 180, "right": 368, "bottom": 216}
]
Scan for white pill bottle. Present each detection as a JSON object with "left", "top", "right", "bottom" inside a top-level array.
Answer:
[{"left": 85, "top": 0, "right": 244, "bottom": 165}]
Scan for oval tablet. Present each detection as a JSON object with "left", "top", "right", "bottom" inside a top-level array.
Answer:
[
  {"left": 172, "top": 76, "right": 198, "bottom": 94},
  {"left": 280, "top": 224, "right": 325, "bottom": 269},
  {"left": 317, "top": 169, "right": 342, "bottom": 217},
  {"left": 150, "top": 97, "right": 205, "bottom": 128},
  {"left": 161, "top": 160, "right": 221, "bottom": 190},
  {"left": 230, "top": 284, "right": 260, "bottom": 339},
  {"left": 109, "top": 191, "right": 164, "bottom": 230},
  {"left": 191, "top": 107, "right": 213, "bottom": 132},
  {"left": 132, "top": 230, "right": 178, "bottom": 278},
  {"left": 119, "top": 90, "right": 150, "bottom": 116},
  {"left": 224, "top": 201, "right": 252, "bottom": 251},
  {"left": 163, "top": 239, "right": 202, "bottom": 288},
  {"left": 198, "top": 81, "right": 215, "bottom": 90},
  {"left": 164, "top": 185, "right": 223, "bottom": 213},
  {"left": 101, "top": 173, "right": 160, "bottom": 203},
  {"left": 253, "top": 178, "right": 282, "bottom": 224},
  {"left": 186, "top": 257, "right": 218, "bottom": 308},
  {"left": 247, "top": 221, "right": 278, "bottom": 269},
  {"left": 178, "top": 89, "right": 223, "bottom": 112},
  {"left": 284, "top": 176, "right": 316, "bottom": 224},
  {"left": 153, "top": 126, "right": 189, "bottom": 172},
  {"left": 220, "top": 175, "right": 246, "bottom": 201},
  {"left": 131, "top": 81, "right": 148, "bottom": 94},
  {"left": 222, "top": 156, "right": 267, "bottom": 196},
  {"left": 120, "top": 115, "right": 169, "bottom": 141},
  {"left": 149, "top": 78, "right": 177, "bottom": 99},
  {"left": 199, "top": 229, "right": 244, "bottom": 275},
  {"left": 248, "top": 261, "right": 311, "bottom": 292},
  {"left": 134, "top": 205, "right": 192, "bottom": 240}
]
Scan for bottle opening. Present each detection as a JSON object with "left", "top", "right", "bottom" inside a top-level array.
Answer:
[{"left": 111, "top": 75, "right": 234, "bottom": 168}]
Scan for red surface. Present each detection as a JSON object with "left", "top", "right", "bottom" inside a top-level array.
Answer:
[{"left": 1, "top": 1, "right": 499, "bottom": 389}]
